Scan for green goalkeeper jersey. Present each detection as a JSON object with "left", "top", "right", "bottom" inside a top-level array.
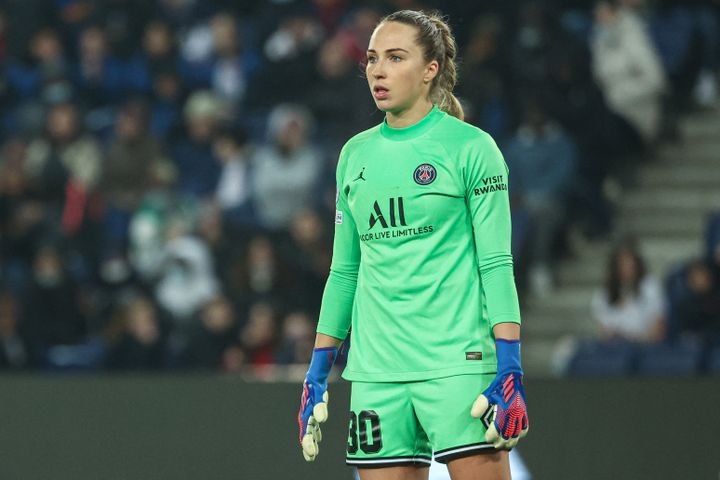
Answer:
[{"left": 317, "top": 105, "right": 521, "bottom": 382}]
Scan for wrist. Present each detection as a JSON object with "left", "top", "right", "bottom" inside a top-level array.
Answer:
[
  {"left": 495, "top": 339, "right": 522, "bottom": 376},
  {"left": 307, "top": 347, "right": 338, "bottom": 383}
]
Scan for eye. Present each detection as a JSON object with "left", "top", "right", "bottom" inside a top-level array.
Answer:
[
  {"left": 390, "top": 55, "right": 402, "bottom": 62},
  {"left": 366, "top": 55, "right": 377, "bottom": 64}
]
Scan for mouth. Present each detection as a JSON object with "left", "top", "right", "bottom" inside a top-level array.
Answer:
[{"left": 373, "top": 85, "right": 389, "bottom": 100}]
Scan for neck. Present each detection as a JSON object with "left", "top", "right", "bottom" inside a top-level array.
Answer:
[{"left": 386, "top": 98, "right": 434, "bottom": 129}]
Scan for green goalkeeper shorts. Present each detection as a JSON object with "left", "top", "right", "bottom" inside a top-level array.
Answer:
[{"left": 345, "top": 373, "right": 498, "bottom": 468}]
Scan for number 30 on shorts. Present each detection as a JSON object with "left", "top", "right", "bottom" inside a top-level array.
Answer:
[{"left": 347, "top": 410, "right": 383, "bottom": 454}]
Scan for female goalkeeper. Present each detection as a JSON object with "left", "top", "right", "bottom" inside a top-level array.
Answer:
[{"left": 298, "top": 10, "right": 529, "bottom": 480}]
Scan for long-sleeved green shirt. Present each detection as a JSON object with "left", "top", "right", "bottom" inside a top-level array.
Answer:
[{"left": 318, "top": 105, "right": 521, "bottom": 382}]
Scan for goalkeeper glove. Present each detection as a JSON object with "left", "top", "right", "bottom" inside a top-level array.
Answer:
[
  {"left": 471, "top": 339, "right": 529, "bottom": 449},
  {"left": 298, "top": 347, "right": 337, "bottom": 461}
]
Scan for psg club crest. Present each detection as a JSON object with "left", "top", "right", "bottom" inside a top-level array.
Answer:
[{"left": 413, "top": 164, "right": 436, "bottom": 185}]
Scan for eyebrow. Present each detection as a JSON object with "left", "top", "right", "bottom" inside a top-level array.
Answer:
[{"left": 366, "top": 48, "right": 409, "bottom": 54}]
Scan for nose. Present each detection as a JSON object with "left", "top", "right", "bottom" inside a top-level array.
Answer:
[{"left": 370, "top": 59, "right": 386, "bottom": 80}]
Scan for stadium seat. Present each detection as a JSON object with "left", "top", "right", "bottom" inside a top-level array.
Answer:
[
  {"left": 567, "top": 340, "right": 635, "bottom": 376},
  {"left": 706, "top": 346, "right": 720, "bottom": 375},
  {"left": 664, "top": 262, "right": 691, "bottom": 341},
  {"left": 705, "top": 212, "right": 720, "bottom": 259},
  {"left": 636, "top": 340, "right": 703, "bottom": 375}
]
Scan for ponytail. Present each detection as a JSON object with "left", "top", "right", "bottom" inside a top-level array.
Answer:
[{"left": 382, "top": 10, "right": 464, "bottom": 121}]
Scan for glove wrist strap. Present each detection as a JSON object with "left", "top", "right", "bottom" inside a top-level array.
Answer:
[
  {"left": 307, "top": 347, "right": 337, "bottom": 383},
  {"left": 495, "top": 339, "right": 522, "bottom": 376}
]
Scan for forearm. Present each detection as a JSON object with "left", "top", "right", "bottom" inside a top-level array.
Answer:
[
  {"left": 316, "top": 166, "right": 360, "bottom": 340},
  {"left": 493, "top": 322, "right": 520, "bottom": 341},
  {"left": 314, "top": 333, "right": 343, "bottom": 349},
  {"left": 316, "top": 267, "right": 357, "bottom": 340},
  {"left": 479, "top": 260, "right": 522, "bottom": 328}
]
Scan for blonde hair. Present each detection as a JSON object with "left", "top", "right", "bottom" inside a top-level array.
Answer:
[{"left": 381, "top": 10, "right": 464, "bottom": 121}]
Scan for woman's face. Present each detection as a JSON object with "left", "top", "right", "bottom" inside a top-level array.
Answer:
[
  {"left": 48, "top": 105, "right": 78, "bottom": 142},
  {"left": 212, "top": 14, "right": 238, "bottom": 57},
  {"left": 365, "top": 21, "right": 437, "bottom": 115},
  {"left": 617, "top": 250, "right": 638, "bottom": 283},
  {"left": 202, "top": 298, "right": 234, "bottom": 332},
  {"left": 594, "top": 2, "right": 617, "bottom": 25},
  {"left": 80, "top": 27, "right": 106, "bottom": 59},
  {"left": 127, "top": 300, "right": 159, "bottom": 344},
  {"left": 144, "top": 23, "right": 172, "bottom": 56}
]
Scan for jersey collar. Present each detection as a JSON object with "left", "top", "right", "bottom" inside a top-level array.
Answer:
[{"left": 380, "top": 105, "right": 445, "bottom": 141}]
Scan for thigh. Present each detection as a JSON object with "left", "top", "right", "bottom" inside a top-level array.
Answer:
[
  {"left": 358, "top": 465, "right": 430, "bottom": 480},
  {"left": 447, "top": 451, "right": 510, "bottom": 480},
  {"left": 409, "top": 374, "right": 498, "bottom": 464},
  {"left": 347, "top": 381, "right": 432, "bottom": 469}
]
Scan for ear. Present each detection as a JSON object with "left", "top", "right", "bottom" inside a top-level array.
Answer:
[{"left": 423, "top": 60, "right": 439, "bottom": 84}]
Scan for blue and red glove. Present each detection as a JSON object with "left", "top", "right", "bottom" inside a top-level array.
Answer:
[
  {"left": 298, "top": 347, "right": 337, "bottom": 461},
  {"left": 471, "top": 339, "right": 529, "bottom": 449}
]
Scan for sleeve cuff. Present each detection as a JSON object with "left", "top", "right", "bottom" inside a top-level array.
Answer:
[
  {"left": 489, "top": 313, "right": 522, "bottom": 328},
  {"left": 316, "top": 324, "right": 349, "bottom": 341}
]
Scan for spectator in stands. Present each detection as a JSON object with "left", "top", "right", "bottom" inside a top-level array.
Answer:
[
  {"left": 251, "top": 104, "right": 323, "bottom": 231},
  {"left": 102, "top": 100, "right": 177, "bottom": 248},
  {"left": 0, "top": 1, "right": 714, "bottom": 372},
  {"left": 207, "top": 13, "right": 259, "bottom": 106},
  {"left": 246, "top": 13, "right": 324, "bottom": 107},
  {"left": 285, "top": 209, "right": 331, "bottom": 311},
  {"left": 227, "top": 234, "right": 291, "bottom": 312},
  {"left": 1, "top": 2, "right": 54, "bottom": 62},
  {"left": 25, "top": 102, "right": 103, "bottom": 241},
  {"left": 542, "top": 41, "right": 636, "bottom": 236},
  {"left": 221, "top": 345, "right": 246, "bottom": 372},
  {"left": 212, "top": 126, "right": 255, "bottom": 223},
  {"left": 25, "top": 102, "right": 102, "bottom": 201},
  {"left": 508, "top": 2, "right": 570, "bottom": 96},
  {"left": 73, "top": 25, "right": 125, "bottom": 107},
  {"left": 0, "top": 138, "right": 44, "bottom": 289},
  {"left": 333, "top": 7, "right": 381, "bottom": 64},
  {"left": 171, "top": 90, "right": 224, "bottom": 197},
  {"left": 691, "top": 3, "right": 719, "bottom": 108},
  {"left": 177, "top": 12, "right": 260, "bottom": 106},
  {"left": 196, "top": 202, "right": 247, "bottom": 306},
  {"left": 591, "top": 239, "right": 666, "bottom": 343},
  {"left": 155, "top": 220, "right": 220, "bottom": 325},
  {"left": 647, "top": 1, "right": 702, "bottom": 136},
  {"left": 181, "top": 295, "right": 239, "bottom": 369},
  {"left": 240, "top": 301, "right": 276, "bottom": 366},
  {"left": 85, "top": 0, "right": 152, "bottom": 59},
  {"left": 0, "top": 292, "right": 28, "bottom": 369},
  {"left": 22, "top": 245, "right": 88, "bottom": 365},
  {"left": 275, "top": 310, "right": 314, "bottom": 365},
  {"left": 6, "top": 28, "right": 72, "bottom": 106},
  {"left": 458, "top": 15, "right": 510, "bottom": 139},
  {"left": 107, "top": 295, "right": 166, "bottom": 370},
  {"left": 706, "top": 213, "right": 720, "bottom": 283},
  {"left": 127, "top": 192, "right": 200, "bottom": 282},
  {"left": 125, "top": 20, "right": 180, "bottom": 94},
  {"left": 149, "top": 70, "right": 184, "bottom": 140},
  {"left": 156, "top": 0, "right": 212, "bottom": 30},
  {"left": 305, "top": 35, "right": 379, "bottom": 151},
  {"left": 127, "top": 196, "right": 170, "bottom": 282},
  {"left": 591, "top": 0, "right": 666, "bottom": 146},
  {"left": 504, "top": 100, "right": 577, "bottom": 295},
  {"left": 674, "top": 260, "right": 720, "bottom": 340}
]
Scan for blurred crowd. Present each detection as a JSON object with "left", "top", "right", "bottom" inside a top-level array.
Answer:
[
  {"left": 592, "top": 217, "right": 720, "bottom": 342},
  {"left": 562, "top": 217, "right": 720, "bottom": 375},
  {"left": 0, "top": 0, "right": 718, "bottom": 372}
]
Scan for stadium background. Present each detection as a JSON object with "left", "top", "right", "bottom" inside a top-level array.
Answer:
[{"left": 0, "top": 0, "right": 719, "bottom": 478}]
